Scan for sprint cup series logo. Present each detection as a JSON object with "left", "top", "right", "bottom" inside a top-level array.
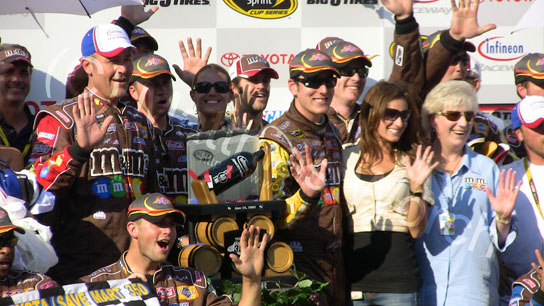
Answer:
[{"left": 224, "top": 0, "right": 298, "bottom": 19}]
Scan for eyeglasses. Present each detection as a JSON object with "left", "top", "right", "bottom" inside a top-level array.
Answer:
[
  {"left": 384, "top": 108, "right": 411, "bottom": 122},
  {"left": 295, "top": 77, "right": 337, "bottom": 89},
  {"left": 436, "top": 111, "right": 475, "bottom": 121},
  {"left": 0, "top": 236, "right": 17, "bottom": 248},
  {"left": 338, "top": 66, "right": 369, "bottom": 78},
  {"left": 193, "top": 82, "right": 230, "bottom": 94}
]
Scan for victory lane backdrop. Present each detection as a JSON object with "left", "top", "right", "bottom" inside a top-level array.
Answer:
[{"left": 0, "top": 0, "right": 541, "bottom": 123}]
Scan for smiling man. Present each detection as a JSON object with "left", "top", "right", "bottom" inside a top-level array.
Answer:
[
  {"left": 228, "top": 54, "right": 279, "bottom": 133},
  {"left": 31, "top": 23, "right": 158, "bottom": 284},
  {"left": 259, "top": 49, "right": 345, "bottom": 305},
  {"left": 320, "top": 39, "right": 372, "bottom": 145},
  {"left": 0, "top": 44, "right": 34, "bottom": 164}
]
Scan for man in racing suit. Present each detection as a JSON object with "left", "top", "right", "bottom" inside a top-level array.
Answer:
[
  {"left": 259, "top": 49, "right": 344, "bottom": 306},
  {"left": 31, "top": 24, "right": 158, "bottom": 284},
  {"left": 128, "top": 53, "right": 198, "bottom": 204},
  {"left": 82, "top": 193, "right": 267, "bottom": 306}
]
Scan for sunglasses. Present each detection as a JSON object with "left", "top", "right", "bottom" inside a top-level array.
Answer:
[
  {"left": 295, "top": 76, "right": 337, "bottom": 89},
  {"left": 338, "top": 66, "right": 369, "bottom": 78},
  {"left": 193, "top": 81, "right": 230, "bottom": 94},
  {"left": 0, "top": 236, "right": 17, "bottom": 248},
  {"left": 436, "top": 111, "right": 475, "bottom": 121},
  {"left": 384, "top": 108, "right": 411, "bottom": 122}
]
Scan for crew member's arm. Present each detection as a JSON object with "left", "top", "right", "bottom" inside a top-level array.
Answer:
[
  {"left": 231, "top": 225, "right": 268, "bottom": 306},
  {"left": 258, "top": 139, "right": 326, "bottom": 229}
]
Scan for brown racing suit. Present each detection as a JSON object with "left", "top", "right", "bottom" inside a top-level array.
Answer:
[
  {"left": 0, "top": 271, "right": 57, "bottom": 297},
  {"left": 82, "top": 252, "right": 232, "bottom": 306},
  {"left": 155, "top": 116, "right": 198, "bottom": 204},
  {"left": 31, "top": 98, "right": 158, "bottom": 284},
  {"left": 259, "top": 103, "right": 344, "bottom": 306}
]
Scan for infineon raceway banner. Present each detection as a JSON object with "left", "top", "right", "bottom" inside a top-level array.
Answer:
[{"left": 0, "top": 0, "right": 542, "bottom": 124}]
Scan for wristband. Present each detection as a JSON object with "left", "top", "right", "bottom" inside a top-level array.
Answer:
[
  {"left": 495, "top": 215, "right": 512, "bottom": 225},
  {"left": 410, "top": 190, "right": 423, "bottom": 197}
]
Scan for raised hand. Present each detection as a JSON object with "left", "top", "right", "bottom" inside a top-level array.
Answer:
[
  {"left": 173, "top": 38, "right": 212, "bottom": 86},
  {"left": 230, "top": 225, "right": 268, "bottom": 282},
  {"left": 449, "top": 0, "right": 496, "bottom": 41},
  {"left": 381, "top": 0, "right": 413, "bottom": 19},
  {"left": 230, "top": 111, "right": 255, "bottom": 131},
  {"left": 405, "top": 145, "right": 439, "bottom": 192},
  {"left": 72, "top": 91, "right": 114, "bottom": 150},
  {"left": 530, "top": 246, "right": 544, "bottom": 290},
  {"left": 121, "top": 2, "right": 158, "bottom": 26},
  {"left": 289, "top": 144, "right": 327, "bottom": 198},
  {"left": 485, "top": 168, "right": 521, "bottom": 222}
]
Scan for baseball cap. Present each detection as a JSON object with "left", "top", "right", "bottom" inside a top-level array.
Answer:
[
  {"left": 289, "top": 49, "right": 340, "bottom": 78},
  {"left": 511, "top": 95, "right": 544, "bottom": 129},
  {"left": 228, "top": 54, "right": 279, "bottom": 80},
  {"left": 324, "top": 40, "right": 372, "bottom": 68},
  {"left": 316, "top": 36, "right": 343, "bottom": 52},
  {"left": 128, "top": 193, "right": 185, "bottom": 224},
  {"left": 0, "top": 208, "right": 24, "bottom": 234},
  {"left": 81, "top": 24, "right": 135, "bottom": 58},
  {"left": 421, "top": 31, "right": 475, "bottom": 53},
  {"left": 132, "top": 54, "right": 175, "bottom": 81},
  {"left": 514, "top": 53, "right": 544, "bottom": 87},
  {"left": 0, "top": 44, "right": 32, "bottom": 67},
  {"left": 131, "top": 26, "right": 159, "bottom": 52}
]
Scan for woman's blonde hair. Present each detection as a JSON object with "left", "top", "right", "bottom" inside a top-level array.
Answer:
[{"left": 421, "top": 80, "right": 478, "bottom": 141}]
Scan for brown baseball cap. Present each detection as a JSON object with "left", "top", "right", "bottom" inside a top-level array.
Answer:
[
  {"left": 228, "top": 54, "right": 279, "bottom": 80},
  {"left": 0, "top": 208, "right": 24, "bottom": 234},
  {"left": 132, "top": 54, "right": 175, "bottom": 81},
  {"left": 128, "top": 193, "right": 185, "bottom": 224},
  {"left": 289, "top": 49, "right": 339, "bottom": 78},
  {"left": 0, "top": 44, "right": 32, "bottom": 67},
  {"left": 514, "top": 53, "right": 544, "bottom": 87},
  {"left": 324, "top": 40, "right": 372, "bottom": 68},
  {"left": 316, "top": 36, "right": 343, "bottom": 52}
]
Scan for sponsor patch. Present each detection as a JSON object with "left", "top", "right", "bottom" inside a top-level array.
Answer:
[
  {"left": 106, "top": 123, "right": 117, "bottom": 134},
  {"left": 289, "top": 129, "right": 304, "bottom": 138},
  {"left": 39, "top": 167, "right": 50, "bottom": 178},
  {"left": 166, "top": 140, "right": 184, "bottom": 151},
  {"left": 55, "top": 111, "right": 71, "bottom": 124},
  {"left": 93, "top": 211, "right": 106, "bottom": 220},
  {"left": 37, "top": 132, "right": 55, "bottom": 140},
  {"left": 133, "top": 137, "right": 146, "bottom": 145},
  {"left": 32, "top": 142, "right": 52, "bottom": 155},
  {"left": 156, "top": 287, "right": 176, "bottom": 298},
  {"left": 177, "top": 285, "right": 199, "bottom": 300},
  {"left": 289, "top": 241, "right": 303, "bottom": 253},
  {"left": 123, "top": 119, "right": 138, "bottom": 131},
  {"left": 110, "top": 176, "right": 126, "bottom": 198}
]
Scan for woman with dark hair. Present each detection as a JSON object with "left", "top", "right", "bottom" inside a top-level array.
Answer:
[
  {"left": 343, "top": 80, "right": 437, "bottom": 305},
  {"left": 190, "top": 64, "right": 233, "bottom": 131}
]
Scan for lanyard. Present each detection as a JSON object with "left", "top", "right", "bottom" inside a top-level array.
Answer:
[
  {"left": 0, "top": 126, "right": 31, "bottom": 157},
  {"left": 524, "top": 158, "right": 543, "bottom": 220},
  {"left": 434, "top": 170, "right": 464, "bottom": 211}
]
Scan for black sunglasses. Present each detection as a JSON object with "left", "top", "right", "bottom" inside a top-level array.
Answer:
[
  {"left": 452, "top": 55, "right": 470, "bottom": 66},
  {"left": 384, "top": 108, "right": 411, "bottom": 122},
  {"left": 0, "top": 236, "right": 17, "bottom": 248},
  {"left": 194, "top": 81, "right": 230, "bottom": 94},
  {"left": 295, "top": 76, "right": 337, "bottom": 89},
  {"left": 436, "top": 111, "right": 475, "bottom": 121},
  {"left": 338, "top": 66, "right": 369, "bottom": 78}
]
